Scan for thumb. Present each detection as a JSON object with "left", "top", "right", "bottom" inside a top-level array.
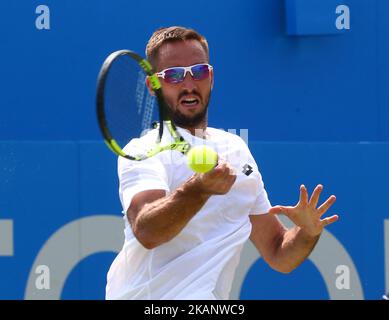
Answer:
[{"left": 268, "top": 206, "right": 287, "bottom": 215}]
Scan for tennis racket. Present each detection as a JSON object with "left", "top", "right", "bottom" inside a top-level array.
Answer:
[{"left": 96, "top": 49, "right": 191, "bottom": 160}]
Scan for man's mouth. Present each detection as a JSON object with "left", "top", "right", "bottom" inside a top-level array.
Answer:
[{"left": 180, "top": 97, "right": 200, "bottom": 107}]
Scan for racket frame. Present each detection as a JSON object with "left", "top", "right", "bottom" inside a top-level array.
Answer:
[{"left": 96, "top": 49, "right": 191, "bottom": 160}]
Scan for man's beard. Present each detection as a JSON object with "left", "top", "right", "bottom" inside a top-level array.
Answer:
[{"left": 167, "top": 96, "right": 210, "bottom": 128}]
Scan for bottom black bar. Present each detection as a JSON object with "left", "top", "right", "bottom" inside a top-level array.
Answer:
[{"left": 0, "top": 300, "right": 387, "bottom": 318}]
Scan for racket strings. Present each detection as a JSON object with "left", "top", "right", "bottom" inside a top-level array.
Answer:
[{"left": 104, "top": 55, "right": 158, "bottom": 150}]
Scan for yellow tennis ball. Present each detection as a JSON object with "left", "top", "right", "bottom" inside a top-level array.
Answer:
[{"left": 186, "top": 145, "right": 218, "bottom": 173}]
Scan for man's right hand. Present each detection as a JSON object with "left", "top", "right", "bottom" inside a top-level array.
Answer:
[
  {"left": 192, "top": 160, "right": 237, "bottom": 196},
  {"left": 127, "top": 160, "right": 237, "bottom": 249}
]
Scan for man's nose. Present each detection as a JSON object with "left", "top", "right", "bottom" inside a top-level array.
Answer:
[{"left": 181, "top": 71, "right": 196, "bottom": 90}]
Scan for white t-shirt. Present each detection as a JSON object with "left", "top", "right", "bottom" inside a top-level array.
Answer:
[{"left": 106, "top": 126, "right": 271, "bottom": 300}]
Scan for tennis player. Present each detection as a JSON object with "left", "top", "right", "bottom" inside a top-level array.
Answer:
[{"left": 105, "top": 26, "right": 339, "bottom": 300}]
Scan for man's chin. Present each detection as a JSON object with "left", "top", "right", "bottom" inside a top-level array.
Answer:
[{"left": 171, "top": 109, "right": 207, "bottom": 128}]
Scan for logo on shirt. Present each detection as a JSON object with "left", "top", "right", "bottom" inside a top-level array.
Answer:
[{"left": 242, "top": 164, "right": 253, "bottom": 176}]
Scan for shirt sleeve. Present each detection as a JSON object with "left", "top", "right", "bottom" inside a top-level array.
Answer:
[
  {"left": 249, "top": 169, "right": 272, "bottom": 215},
  {"left": 118, "top": 148, "right": 170, "bottom": 213},
  {"left": 236, "top": 137, "right": 271, "bottom": 216}
]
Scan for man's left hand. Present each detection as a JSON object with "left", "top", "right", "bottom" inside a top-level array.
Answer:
[{"left": 268, "top": 184, "right": 339, "bottom": 237}]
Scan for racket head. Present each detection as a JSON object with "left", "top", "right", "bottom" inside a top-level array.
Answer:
[{"left": 96, "top": 50, "right": 167, "bottom": 160}]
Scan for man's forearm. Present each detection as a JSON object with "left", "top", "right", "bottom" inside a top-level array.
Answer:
[
  {"left": 274, "top": 226, "right": 320, "bottom": 273},
  {"left": 133, "top": 175, "right": 211, "bottom": 249}
]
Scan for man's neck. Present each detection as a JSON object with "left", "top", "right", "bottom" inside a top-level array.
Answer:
[{"left": 180, "top": 123, "right": 208, "bottom": 139}]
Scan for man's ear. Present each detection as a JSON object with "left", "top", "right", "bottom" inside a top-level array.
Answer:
[{"left": 145, "top": 76, "right": 156, "bottom": 96}]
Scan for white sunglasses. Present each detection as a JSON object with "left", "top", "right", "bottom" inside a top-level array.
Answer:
[{"left": 155, "top": 63, "right": 213, "bottom": 84}]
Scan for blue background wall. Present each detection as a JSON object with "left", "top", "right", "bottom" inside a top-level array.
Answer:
[{"left": 1, "top": 0, "right": 388, "bottom": 299}]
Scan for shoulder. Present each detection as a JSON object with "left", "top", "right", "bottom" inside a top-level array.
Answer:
[
  {"left": 122, "top": 128, "right": 159, "bottom": 154},
  {"left": 118, "top": 129, "right": 160, "bottom": 169},
  {"left": 207, "top": 127, "right": 250, "bottom": 149}
]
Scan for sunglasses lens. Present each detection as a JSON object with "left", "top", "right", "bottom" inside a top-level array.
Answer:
[
  {"left": 160, "top": 64, "right": 211, "bottom": 84},
  {"left": 164, "top": 68, "right": 184, "bottom": 84},
  {"left": 192, "top": 64, "right": 210, "bottom": 81}
]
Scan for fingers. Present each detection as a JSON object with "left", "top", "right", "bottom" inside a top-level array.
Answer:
[
  {"left": 199, "top": 159, "right": 236, "bottom": 195},
  {"left": 202, "top": 161, "right": 223, "bottom": 178},
  {"left": 299, "top": 185, "right": 308, "bottom": 205},
  {"left": 308, "top": 184, "right": 323, "bottom": 208},
  {"left": 212, "top": 160, "right": 235, "bottom": 178},
  {"left": 223, "top": 162, "right": 237, "bottom": 184},
  {"left": 268, "top": 205, "right": 290, "bottom": 215},
  {"left": 268, "top": 206, "right": 281, "bottom": 215},
  {"left": 321, "top": 214, "right": 339, "bottom": 227},
  {"left": 317, "top": 195, "right": 336, "bottom": 217}
]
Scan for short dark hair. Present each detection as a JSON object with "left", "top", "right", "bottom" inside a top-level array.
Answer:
[{"left": 146, "top": 26, "right": 209, "bottom": 69}]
